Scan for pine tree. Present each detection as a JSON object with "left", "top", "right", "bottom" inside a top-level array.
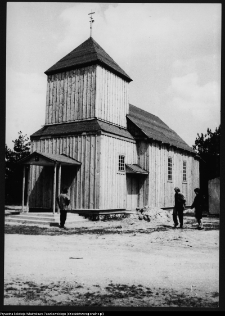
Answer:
[
  {"left": 5, "top": 132, "right": 30, "bottom": 205},
  {"left": 193, "top": 125, "right": 220, "bottom": 180}
]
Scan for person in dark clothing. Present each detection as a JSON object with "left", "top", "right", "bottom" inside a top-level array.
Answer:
[
  {"left": 173, "top": 187, "right": 186, "bottom": 228},
  {"left": 190, "top": 188, "right": 204, "bottom": 229},
  {"left": 56, "top": 187, "right": 70, "bottom": 229}
]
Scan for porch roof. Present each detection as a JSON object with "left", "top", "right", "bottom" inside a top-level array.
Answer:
[
  {"left": 17, "top": 151, "right": 81, "bottom": 166},
  {"left": 126, "top": 164, "right": 148, "bottom": 175}
]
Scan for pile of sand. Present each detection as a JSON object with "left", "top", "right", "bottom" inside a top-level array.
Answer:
[
  {"left": 91, "top": 207, "right": 173, "bottom": 228},
  {"left": 126, "top": 206, "right": 172, "bottom": 225}
]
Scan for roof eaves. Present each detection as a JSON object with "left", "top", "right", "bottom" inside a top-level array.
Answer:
[
  {"left": 44, "top": 60, "right": 96, "bottom": 76},
  {"left": 45, "top": 59, "right": 132, "bottom": 83},
  {"left": 30, "top": 119, "right": 102, "bottom": 139},
  {"left": 18, "top": 151, "right": 82, "bottom": 165}
]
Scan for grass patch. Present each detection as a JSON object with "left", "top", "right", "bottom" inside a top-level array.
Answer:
[{"left": 4, "top": 280, "right": 219, "bottom": 307}]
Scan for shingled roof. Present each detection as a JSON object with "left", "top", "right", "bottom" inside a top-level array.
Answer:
[
  {"left": 45, "top": 37, "right": 132, "bottom": 82},
  {"left": 31, "top": 105, "right": 193, "bottom": 152},
  {"left": 17, "top": 151, "right": 81, "bottom": 166},
  {"left": 30, "top": 119, "right": 135, "bottom": 141},
  {"left": 128, "top": 104, "right": 194, "bottom": 153}
]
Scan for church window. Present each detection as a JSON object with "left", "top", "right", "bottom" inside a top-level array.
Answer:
[
  {"left": 183, "top": 161, "right": 187, "bottom": 182},
  {"left": 119, "top": 155, "right": 125, "bottom": 172},
  {"left": 168, "top": 157, "right": 173, "bottom": 181}
]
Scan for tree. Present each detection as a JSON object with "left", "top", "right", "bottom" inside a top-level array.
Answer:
[
  {"left": 193, "top": 126, "right": 220, "bottom": 158},
  {"left": 192, "top": 126, "right": 220, "bottom": 206},
  {"left": 5, "top": 131, "right": 31, "bottom": 205},
  {"left": 12, "top": 131, "right": 30, "bottom": 158},
  {"left": 193, "top": 125, "right": 220, "bottom": 180}
]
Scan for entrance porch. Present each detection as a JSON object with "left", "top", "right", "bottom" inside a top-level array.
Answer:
[{"left": 17, "top": 151, "right": 81, "bottom": 214}]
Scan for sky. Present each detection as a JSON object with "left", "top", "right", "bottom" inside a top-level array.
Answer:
[{"left": 6, "top": 2, "right": 221, "bottom": 149}]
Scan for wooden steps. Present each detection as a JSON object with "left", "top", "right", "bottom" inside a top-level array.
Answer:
[
  {"left": 4, "top": 206, "right": 135, "bottom": 225},
  {"left": 5, "top": 212, "right": 88, "bottom": 226}
]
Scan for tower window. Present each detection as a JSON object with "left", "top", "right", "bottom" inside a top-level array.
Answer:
[
  {"left": 118, "top": 155, "right": 125, "bottom": 172},
  {"left": 168, "top": 157, "right": 173, "bottom": 181},
  {"left": 183, "top": 161, "right": 187, "bottom": 182}
]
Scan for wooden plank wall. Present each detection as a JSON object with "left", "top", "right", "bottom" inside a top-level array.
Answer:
[
  {"left": 147, "top": 141, "right": 200, "bottom": 208},
  {"left": 95, "top": 66, "right": 129, "bottom": 128},
  {"left": 29, "top": 136, "right": 199, "bottom": 210},
  {"left": 29, "top": 135, "right": 100, "bottom": 209},
  {"left": 45, "top": 65, "right": 129, "bottom": 128},
  {"left": 99, "top": 134, "right": 137, "bottom": 209},
  {"left": 45, "top": 65, "right": 97, "bottom": 125},
  {"left": 137, "top": 140, "right": 149, "bottom": 207}
]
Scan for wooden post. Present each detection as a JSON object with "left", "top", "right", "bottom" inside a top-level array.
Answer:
[
  {"left": 26, "top": 165, "right": 30, "bottom": 212},
  {"left": 57, "top": 164, "right": 61, "bottom": 214},
  {"left": 22, "top": 165, "right": 26, "bottom": 213},
  {"left": 53, "top": 163, "right": 57, "bottom": 214}
]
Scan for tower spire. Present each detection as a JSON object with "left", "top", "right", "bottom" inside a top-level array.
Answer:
[{"left": 88, "top": 11, "right": 95, "bottom": 37}]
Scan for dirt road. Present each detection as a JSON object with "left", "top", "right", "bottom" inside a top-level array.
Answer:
[{"left": 4, "top": 212, "right": 219, "bottom": 308}]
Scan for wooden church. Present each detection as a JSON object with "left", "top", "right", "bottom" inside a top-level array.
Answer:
[{"left": 20, "top": 34, "right": 200, "bottom": 213}]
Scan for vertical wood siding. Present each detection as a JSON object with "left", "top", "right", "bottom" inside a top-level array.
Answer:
[
  {"left": 45, "top": 66, "right": 97, "bottom": 124},
  {"left": 95, "top": 66, "right": 129, "bottom": 128},
  {"left": 30, "top": 135, "right": 100, "bottom": 209},
  {"left": 137, "top": 141, "right": 149, "bottom": 207},
  {"left": 147, "top": 141, "right": 200, "bottom": 208},
  {"left": 45, "top": 65, "right": 129, "bottom": 128},
  {"left": 30, "top": 136, "right": 199, "bottom": 210},
  {"left": 99, "top": 134, "right": 137, "bottom": 209}
]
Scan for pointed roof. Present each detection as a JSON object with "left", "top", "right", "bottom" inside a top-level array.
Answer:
[
  {"left": 17, "top": 151, "right": 81, "bottom": 166},
  {"left": 45, "top": 37, "right": 132, "bottom": 82}
]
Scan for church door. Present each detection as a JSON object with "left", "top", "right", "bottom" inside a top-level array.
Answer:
[{"left": 126, "top": 175, "right": 139, "bottom": 211}]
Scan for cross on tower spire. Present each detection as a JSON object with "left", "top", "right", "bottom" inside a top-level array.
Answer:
[{"left": 88, "top": 11, "right": 95, "bottom": 37}]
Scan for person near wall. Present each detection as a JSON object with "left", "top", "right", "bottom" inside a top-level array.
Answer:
[
  {"left": 190, "top": 188, "right": 204, "bottom": 230},
  {"left": 56, "top": 187, "right": 70, "bottom": 229},
  {"left": 173, "top": 187, "right": 186, "bottom": 228}
]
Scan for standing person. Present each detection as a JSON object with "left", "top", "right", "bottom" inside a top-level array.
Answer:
[
  {"left": 190, "top": 188, "right": 204, "bottom": 229},
  {"left": 173, "top": 187, "right": 186, "bottom": 228},
  {"left": 56, "top": 187, "right": 70, "bottom": 229}
]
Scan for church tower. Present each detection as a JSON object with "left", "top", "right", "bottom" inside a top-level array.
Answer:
[
  {"left": 44, "top": 37, "right": 132, "bottom": 128},
  {"left": 29, "top": 35, "right": 135, "bottom": 211}
]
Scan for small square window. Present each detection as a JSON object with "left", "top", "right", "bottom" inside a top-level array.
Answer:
[{"left": 119, "top": 155, "right": 125, "bottom": 172}]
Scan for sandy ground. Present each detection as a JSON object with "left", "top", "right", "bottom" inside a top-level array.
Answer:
[{"left": 4, "top": 209, "right": 219, "bottom": 308}]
